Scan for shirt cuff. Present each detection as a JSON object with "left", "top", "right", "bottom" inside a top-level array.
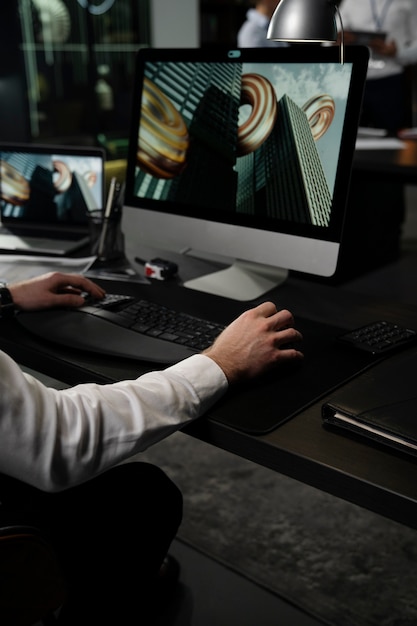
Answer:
[{"left": 166, "top": 353, "right": 229, "bottom": 410}]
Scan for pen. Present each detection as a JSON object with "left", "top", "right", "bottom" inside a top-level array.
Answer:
[
  {"left": 98, "top": 176, "right": 117, "bottom": 258},
  {"left": 112, "top": 180, "right": 125, "bottom": 217}
]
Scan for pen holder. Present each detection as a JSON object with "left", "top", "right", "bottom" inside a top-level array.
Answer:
[{"left": 89, "top": 209, "right": 125, "bottom": 262}]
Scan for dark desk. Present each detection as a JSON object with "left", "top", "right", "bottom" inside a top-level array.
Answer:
[
  {"left": 338, "top": 140, "right": 417, "bottom": 280},
  {"left": 2, "top": 255, "right": 417, "bottom": 530},
  {"left": 353, "top": 138, "right": 417, "bottom": 184}
]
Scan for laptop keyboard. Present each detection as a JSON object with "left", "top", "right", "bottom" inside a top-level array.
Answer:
[
  {"left": 82, "top": 293, "right": 225, "bottom": 352},
  {"left": 0, "top": 225, "right": 80, "bottom": 239},
  {"left": 0, "top": 226, "right": 89, "bottom": 254}
]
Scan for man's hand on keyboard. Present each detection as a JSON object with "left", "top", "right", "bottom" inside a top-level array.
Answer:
[
  {"left": 203, "top": 302, "right": 303, "bottom": 384},
  {"left": 9, "top": 272, "right": 105, "bottom": 311}
]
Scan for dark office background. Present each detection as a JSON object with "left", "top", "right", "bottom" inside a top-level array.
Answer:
[
  {"left": 0, "top": 1, "right": 150, "bottom": 155},
  {"left": 0, "top": 0, "right": 415, "bottom": 152}
]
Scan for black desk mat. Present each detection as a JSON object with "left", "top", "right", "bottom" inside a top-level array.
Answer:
[
  {"left": 209, "top": 316, "right": 380, "bottom": 435},
  {"left": 14, "top": 277, "right": 379, "bottom": 436}
]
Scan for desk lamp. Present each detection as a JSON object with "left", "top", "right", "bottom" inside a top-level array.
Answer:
[{"left": 267, "top": 0, "right": 344, "bottom": 63}]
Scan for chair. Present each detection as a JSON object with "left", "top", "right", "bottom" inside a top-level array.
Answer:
[{"left": 0, "top": 524, "right": 67, "bottom": 625}]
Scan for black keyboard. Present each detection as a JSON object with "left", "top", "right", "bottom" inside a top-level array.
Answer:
[
  {"left": 17, "top": 292, "right": 226, "bottom": 364},
  {"left": 82, "top": 293, "right": 225, "bottom": 352},
  {"left": 338, "top": 320, "right": 417, "bottom": 355}
]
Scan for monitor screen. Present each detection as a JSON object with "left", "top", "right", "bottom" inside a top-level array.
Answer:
[{"left": 124, "top": 45, "right": 369, "bottom": 300}]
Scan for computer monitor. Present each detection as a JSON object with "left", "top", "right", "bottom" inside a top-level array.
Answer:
[{"left": 123, "top": 45, "right": 369, "bottom": 300}]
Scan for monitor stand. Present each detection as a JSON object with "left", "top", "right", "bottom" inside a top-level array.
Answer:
[{"left": 183, "top": 259, "right": 288, "bottom": 301}]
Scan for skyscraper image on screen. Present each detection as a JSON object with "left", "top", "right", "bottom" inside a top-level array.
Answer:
[{"left": 124, "top": 46, "right": 368, "bottom": 300}]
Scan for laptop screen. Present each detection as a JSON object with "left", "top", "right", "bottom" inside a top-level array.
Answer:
[{"left": 0, "top": 144, "right": 105, "bottom": 227}]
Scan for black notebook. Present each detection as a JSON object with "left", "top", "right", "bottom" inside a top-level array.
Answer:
[{"left": 322, "top": 347, "right": 417, "bottom": 456}]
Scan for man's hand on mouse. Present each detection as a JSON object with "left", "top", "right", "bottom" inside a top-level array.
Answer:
[{"left": 204, "top": 302, "right": 303, "bottom": 384}]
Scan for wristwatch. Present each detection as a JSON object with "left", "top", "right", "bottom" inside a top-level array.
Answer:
[{"left": 0, "top": 283, "right": 15, "bottom": 317}]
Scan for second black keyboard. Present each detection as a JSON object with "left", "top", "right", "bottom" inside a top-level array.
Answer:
[{"left": 82, "top": 293, "right": 225, "bottom": 352}]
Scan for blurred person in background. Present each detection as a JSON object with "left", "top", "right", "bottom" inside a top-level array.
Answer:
[
  {"left": 339, "top": 0, "right": 417, "bottom": 132},
  {"left": 237, "top": 0, "right": 285, "bottom": 47}
]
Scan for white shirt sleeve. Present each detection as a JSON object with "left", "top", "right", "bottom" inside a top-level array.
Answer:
[
  {"left": 0, "top": 350, "right": 228, "bottom": 492},
  {"left": 339, "top": 0, "right": 417, "bottom": 73},
  {"left": 396, "top": 3, "right": 417, "bottom": 65}
]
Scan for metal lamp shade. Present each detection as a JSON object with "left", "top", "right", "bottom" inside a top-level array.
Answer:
[{"left": 267, "top": 0, "right": 337, "bottom": 42}]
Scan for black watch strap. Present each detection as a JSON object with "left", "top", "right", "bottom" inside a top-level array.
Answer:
[{"left": 0, "top": 286, "right": 15, "bottom": 317}]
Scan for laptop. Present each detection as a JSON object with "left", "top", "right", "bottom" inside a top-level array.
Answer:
[{"left": 0, "top": 143, "right": 105, "bottom": 255}]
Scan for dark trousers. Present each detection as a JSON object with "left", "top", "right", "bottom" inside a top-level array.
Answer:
[
  {"left": 361, "top": 72, "right": 407, "bottom": 133},
  {"left": 0, "top": 462, "right": 183, "bottom": 624}
]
